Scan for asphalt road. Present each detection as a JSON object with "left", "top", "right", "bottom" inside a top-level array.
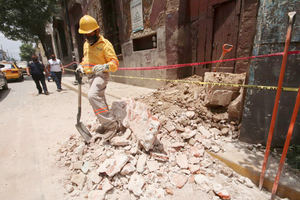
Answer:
[{"left": 0, "top": 76, "right": 92, "bottom": 200}]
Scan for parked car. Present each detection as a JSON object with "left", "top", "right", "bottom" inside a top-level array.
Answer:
[
  {"left": 0, "top": 62, "right": 24, "bottom": 81},
  {"left": 0, "top": 70, "right": 8, "bottom": 90}
]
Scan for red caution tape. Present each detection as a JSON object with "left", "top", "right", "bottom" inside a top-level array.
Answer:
[
  {"left": 62, "top": 50, "right": 300, "bottom": 71},
  {"left": 63, "top": 61, "right": 78, "bottom": 68},
  {"left": 118, "top": 50, "right": 300, "bottom": 71}
]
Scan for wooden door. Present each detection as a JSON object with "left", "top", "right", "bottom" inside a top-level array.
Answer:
[{"left": 211, "top": 0, "right": 240, "bottom": 72}]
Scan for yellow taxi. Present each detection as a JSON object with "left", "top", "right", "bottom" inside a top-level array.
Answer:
[{"left": 0, "top": 62, "right": 24, "bottom": 81}]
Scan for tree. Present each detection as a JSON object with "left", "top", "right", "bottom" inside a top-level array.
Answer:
[
  {"left": 19, "top": 43, "right": 35, "bottom": 62},
  {"left": 0, "top": 0, "right": 58, "bottom": 57}
]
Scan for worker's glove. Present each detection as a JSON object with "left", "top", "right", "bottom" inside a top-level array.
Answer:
[
  {"left": 93, "top": 64, "right": 109, "bottom": 75},
  {"left": 75, "top": 65, "right": 84, "bottom": 74}
]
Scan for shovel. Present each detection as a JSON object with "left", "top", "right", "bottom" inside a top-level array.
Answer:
[
  {"left": 214, "top": 44, "right": 233, "bottom": 72},
  {"left": 75, "top": 71, "right": 92, "bottom": 142}
]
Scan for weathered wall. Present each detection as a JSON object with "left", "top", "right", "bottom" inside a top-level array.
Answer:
[
  {"left": 110, "top": 0, "right": 182, "bottom": 88},
  {"left": 235, "top": 0, "right": 259, "bottom": 74},
  {"left": 240, "top": 0, "right": 300, "bottom": 146},
  {"left": 183, "top": 0, "right": 259, "bottom": 75}
]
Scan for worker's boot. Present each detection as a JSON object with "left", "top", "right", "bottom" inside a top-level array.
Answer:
[
  {"left": 96, "top": 121, "right": 119, "bottom": 141},
  {"left": 117, "top": 121, "right": 126, "bottom": 134}
]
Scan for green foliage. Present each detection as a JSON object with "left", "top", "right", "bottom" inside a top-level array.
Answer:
[
  {"left": 19, "top": 43, "right": 35, "bottom": 61},
  {"left": 0, "top": 0, "right": 58, "bottom": 42}
]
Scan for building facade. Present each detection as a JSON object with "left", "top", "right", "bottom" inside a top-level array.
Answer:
[
  {"left": 47, "top": 0, "right": 259, "bottom": 87},
  {"left": 45, "top": 0, "right": 299, "bottom": 146}
]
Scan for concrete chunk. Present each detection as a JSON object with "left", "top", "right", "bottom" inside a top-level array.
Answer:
[
  {"left": 111, "top": 99, "right": 160, "bottom": 151},
  {"left": 176, "top": 153, "right": 188, "bottom": 169},
  {"left": 169, "top": 173, "right": 188, "bottom": 188},
  {"left": 136, "top": 153, "right": 147, "bottom": 173},
  {"left": 128, "top": 173, "right": 145, "bottom": 196},
  {"left": 97, "top": 153, "right": 129, "bottom": 177},
  {"left": 71, "top": 173, "right": 86, "bottom": 190}
]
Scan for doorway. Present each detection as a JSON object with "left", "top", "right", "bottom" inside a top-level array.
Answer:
[
  {"left": 100, "top": 0, "right": 121, "bottom": 55},
  {"left": 187, "top": 0, "right": 241, "bottom": 76},
  {"left": 69, "top": 3, "right": 84, "bottom": 61},
  {"left": 211, "top": 0, "right": 240, "bottom": 72}
]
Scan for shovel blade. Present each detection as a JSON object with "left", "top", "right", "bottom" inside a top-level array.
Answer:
[{"left": 76, "top": 122, "right": 92, "bottom": 142}]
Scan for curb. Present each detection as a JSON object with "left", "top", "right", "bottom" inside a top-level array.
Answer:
[{"left": 207, "top": 151, "right": 300, "bottom": 200}]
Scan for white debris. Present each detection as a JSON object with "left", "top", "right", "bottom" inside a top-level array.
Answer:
[
  {"left": 128, "top": 173, "right": 145, "bottom": 196},
  {"left": 65, "top": 185, "right": 74, "bottom": 193},
  {"left": 88, "top": 190, "right": 105, "bottom": 200},
  {"left": 121, "top": 163, "right": 136, "bottom": 175},
  {"left": 136, "top": 154, "right": 147, "bottom": 173},
  {"left": 81, "top": 161, "right": 90, "bottom": 174},
  {"left": 169, "top": 173, "right": 188, "bottom": 188},
  {"left": 56, "top": 78, "right": 283, "bottom": 200},
  {"left": 176, "top": 153, "right": 188, "bottom": 169},
  {"left": 198, "top": 126, "right": 212, "bottom": 139},
  {"left": 97, "top": 153, "right": 129, "bottom": 177},
  {"left": 71, "top": 174, "right": 86, "bottom": 190},
  {"left": 89, "top": 171, "right": 102, "bottom": 184},
  {"left": 146, "top": 160, "right": 160, "bottom": 172},
  {"left": 181, "top": 129, "right": 196, "bottom": 140}
]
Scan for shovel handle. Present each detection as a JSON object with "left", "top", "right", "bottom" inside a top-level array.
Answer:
[
  {"left": 76, "top": 70, "right": 83, "bottom": 84},
  {"left": 214, "top": 44, "right": 233, "bottom": 72},
  {"left": 222, "top": 44, "right": 233, "bottom": 54}
]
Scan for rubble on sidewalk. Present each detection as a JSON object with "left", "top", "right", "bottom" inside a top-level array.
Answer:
[{"left": 56, "top": 75, "right": 284, "bottom": 200}]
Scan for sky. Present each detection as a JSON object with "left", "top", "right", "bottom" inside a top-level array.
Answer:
[{"left": 0, "top": 33, "right": 22, "bottom": 60}]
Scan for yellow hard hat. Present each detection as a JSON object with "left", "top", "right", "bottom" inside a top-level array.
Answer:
[{"left": 78, "top": 15, "right": 100, "bottom": 34}]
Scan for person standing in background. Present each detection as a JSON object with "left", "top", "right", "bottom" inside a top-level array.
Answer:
[
  {"left": 26, "top": 55, "right": 49, "bottom": 95},
  {"left": 47, "top": 54, "right": 64, "bottom": 92}
]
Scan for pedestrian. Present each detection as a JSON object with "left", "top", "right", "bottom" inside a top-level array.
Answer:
[
  {"left": 76, "top": 15, "right": 123, "bottom": 140},
  {"left": 47, "top": 54, "right": 64, "bottom": 92},
  {"left": 26, "top": 55, "right": 49, "bottom": 95}
]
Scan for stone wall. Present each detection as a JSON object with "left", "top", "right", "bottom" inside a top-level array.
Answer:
[
  {"left": 234, "top": 0, "right": 259, "bottom": 74},
  {"left": 58, "top": 0, "right": 259, "bottom": 88},
  {"left": 240, "top": 0, "right": 300, "bottom": 146},
  {"left": 111, "top": 0, "right": 182, "bottom": 88}
]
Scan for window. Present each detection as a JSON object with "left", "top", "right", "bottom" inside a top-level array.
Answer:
[{"left": 133, "top": 33, "right": 157, "bottom": 51}]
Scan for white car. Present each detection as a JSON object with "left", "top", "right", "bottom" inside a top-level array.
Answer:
[{"left": 0, "top": 70, "right": 8, "bottom": 90}]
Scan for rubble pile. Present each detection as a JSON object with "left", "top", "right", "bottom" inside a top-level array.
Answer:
[{"left": 56, "top": 74, "right": 280, "bottom": 200}]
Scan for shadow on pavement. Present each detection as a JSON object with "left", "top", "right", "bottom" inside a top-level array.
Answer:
[{"left": 0, "top": 88, "right": 11, "bottom": 102}]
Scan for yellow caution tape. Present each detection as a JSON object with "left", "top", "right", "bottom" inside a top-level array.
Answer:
[
  {"left": 64, "top": 68, "right": 298, "bottom": 92},
  {"left": 110, "top": 75, "right": 299, "bottom": 92}
]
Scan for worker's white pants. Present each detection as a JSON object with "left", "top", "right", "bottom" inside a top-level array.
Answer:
[{"left": 87, "top": 73, "right": 116, "bottom": 128}]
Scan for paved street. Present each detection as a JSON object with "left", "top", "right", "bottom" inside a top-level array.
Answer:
[
  {"left": 0, "top": 74, "right": 155, "bottom": 200},
  {"left": 0, "top": 76, "right": 93, "bottom": 200}
]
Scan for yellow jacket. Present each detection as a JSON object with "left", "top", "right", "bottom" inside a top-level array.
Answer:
[{"left": 81, "top": 35, "right": 119, "bottom": 74}]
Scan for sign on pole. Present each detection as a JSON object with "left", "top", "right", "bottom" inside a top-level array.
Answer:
[{"left": 130, "top": 0, "right": 144, "bottom": 32}]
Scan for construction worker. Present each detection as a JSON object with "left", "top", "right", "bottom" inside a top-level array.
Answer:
[{"left": 76, "top": 15, "right": 121, "bottom": 140}]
